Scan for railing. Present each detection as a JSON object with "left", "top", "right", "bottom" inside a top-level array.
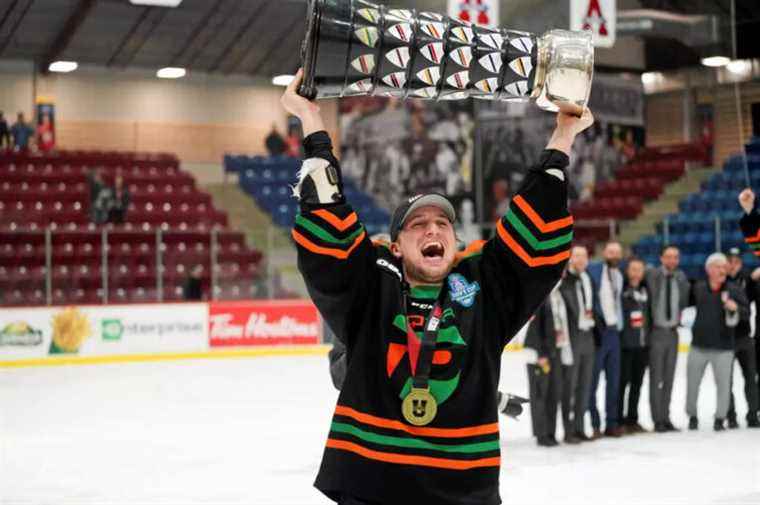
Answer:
[{"left": 0, "top": 228, "right": 278, "bottom": 306}]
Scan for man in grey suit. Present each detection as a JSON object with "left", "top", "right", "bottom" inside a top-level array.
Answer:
[{"left": 645, "top": 245, "right": 690, "bottom": 432}]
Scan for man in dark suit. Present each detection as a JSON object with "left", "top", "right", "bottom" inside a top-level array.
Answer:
[
  {"left": 559, "top": 245, "right": 600, "bottom": 442},
  {"left": 645, "top": 245, "right": 690, "bottom": 432},
  {"left": 587, "top": 241, "right": 625, "bottom": 437},
  {"left": 524, "top": 287, "right": 568, "bottom": 447}
]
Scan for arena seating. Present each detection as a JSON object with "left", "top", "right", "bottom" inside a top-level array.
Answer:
[
  {"left": 571, "top": 142, "right": 710, "bottom": 253},
  {"left": 0, "top": 150, "right": 263, "bottom": 306},
  {"left": 228, "top": 154, "right": 391, "bottom": 236},
  {"left": 632, "top": 147, "right": 760, "bottom": 279}
]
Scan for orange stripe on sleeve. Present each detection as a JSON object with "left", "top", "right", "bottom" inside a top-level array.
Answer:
[
  {"left": 334, "top": 405, "right": 499, "bottom": 438},
  {"left": 496, "top": 220, "right": 570, "bottom": 267},
  {"left": 326, "top": 439, "right": 500, "bottom": 470},
  {"left": 292, "top": 229, "right": 366, "bottom": 259},
  {"left": 745, "top": 230, "right": 760, "bottom": 243},
  {"left": 512, "top": 195, "right": 573, "bottom": 233},
  {"left": 311, "top": 209, "right": 359, "bottom": 232}
]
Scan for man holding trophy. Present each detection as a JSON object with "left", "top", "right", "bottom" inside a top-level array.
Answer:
[{"left": 285, "top": 1, "right": 595, "bottom": 503}]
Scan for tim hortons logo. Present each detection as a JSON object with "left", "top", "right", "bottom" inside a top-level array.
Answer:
[{"left": 209, "top": 313, "right": 318, "bottom": 339}]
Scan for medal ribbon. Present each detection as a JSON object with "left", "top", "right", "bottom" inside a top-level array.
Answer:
[{"left": 402, "top": 285, "right": 448, "bottom": 389}]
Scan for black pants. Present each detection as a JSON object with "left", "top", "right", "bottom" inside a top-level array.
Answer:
[
  {"left": 527, "top": 357, "right": 562, "bottom": 439},
  {"left": 339, "top": 497, "right": 378, "bottom": 505},
  {"left": 728, "top": 337, "right": 759, "bottom": 421},
  {"left": 618, "top": 347, "right": 648, "bottom": 424}
]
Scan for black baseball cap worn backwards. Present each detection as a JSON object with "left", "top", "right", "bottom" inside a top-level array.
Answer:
[{"left": 390, "top": 193, "right": 456, "bottom": 242}]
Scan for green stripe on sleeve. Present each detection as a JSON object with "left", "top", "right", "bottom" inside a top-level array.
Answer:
[
  {"left": 505, "top": 210, "right": 573, "bottom": 250},
  {"left": 330, "top": 421, "right": 499, "bottom": 454},
  {"left": 295, "top": 214, "right": 364, "bottom": 245}
]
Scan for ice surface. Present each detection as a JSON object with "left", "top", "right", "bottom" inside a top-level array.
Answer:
[{"left": 1, "top": 351, "right": 758, "bottom": 505}]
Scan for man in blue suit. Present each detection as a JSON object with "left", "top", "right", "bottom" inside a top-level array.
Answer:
[{"left": 587, "top": 241, "right": 625, "bottom": 437}]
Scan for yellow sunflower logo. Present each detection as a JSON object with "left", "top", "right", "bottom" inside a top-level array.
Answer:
[{"left": 50, "top": 308, "right": 91, "bottom": 354}]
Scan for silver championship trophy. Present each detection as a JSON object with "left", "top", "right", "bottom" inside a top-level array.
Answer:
[{"left": 299, "top": 0, "right": 594, "bottom": 115}]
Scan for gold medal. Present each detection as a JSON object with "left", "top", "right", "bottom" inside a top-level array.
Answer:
[{"left": 401, "top": 387, "right": 437, "bottom": 426}]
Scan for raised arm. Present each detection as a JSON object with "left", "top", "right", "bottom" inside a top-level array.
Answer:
[
  {"left": 475, "top": 110, "right": 594, "bottom": 345},
  {"left": 282, "top": 70, "right": 377, "bottom": 347}
]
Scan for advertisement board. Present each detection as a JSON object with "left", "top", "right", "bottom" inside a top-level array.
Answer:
[
  {"left": 208, "top": 300, "right": 321, "bottom": 347},
  {"left": 0, "top": 303, "right": 208, "bottom": 361}
]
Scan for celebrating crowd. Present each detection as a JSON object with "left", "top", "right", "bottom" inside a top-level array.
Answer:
[{"left": 524, "top": 190, "right": 760, "bottom": 446}]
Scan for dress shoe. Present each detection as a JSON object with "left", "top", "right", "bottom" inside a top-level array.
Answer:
[
  {"left": 727, "top": 417, "right": 739, "bottom": 429},
  {"left": 747, "top": 416, "right": 760, "bottom": 428},
  {"left": 591, "top": 428, "right": 604, "bottom": 440},
  {"left": 564, "top": 434, "right": 581, "bottom": 445},
  {"left": 604, "top": 426, "right": 625, "bottom": 437},
  {"left": 664, "top": 421, "right": 680, "bottom": 432},
  {"left": 575, "top": 431, "right": 592, "bottom": 442},
  {"left": 625, "top": 423, "right": 646, "bottom": 434},
  {"left": 537, "top": 436, "right": 559, "bottom": 447},
  {"left": 654, "top": 422, "right": 668, "bottom": 433},
  {"left": 688, "top": 417, "right": 698, "bottom": 430},
  {"left": 714, "top": 418, "right": 726, "bottom": 431}
]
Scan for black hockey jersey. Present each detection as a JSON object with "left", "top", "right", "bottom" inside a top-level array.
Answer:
[{"left": 293, "top": 131, "right": 572, "bottom": 505}]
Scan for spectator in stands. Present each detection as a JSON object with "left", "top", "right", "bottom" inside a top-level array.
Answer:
[
  {"left": 108, "top": 173, "right": 131, "bottom": 224},
  {"left": 619, "top": 257, "right": 650, "bottom": 433},
  {"left": 183, "top": 265, "right": 204, "bottom": 300},
  {"left": 646, "top": 245, "right": 689, "bottom": 432},
  {"left": 587, "top": 241, "right": 625, "bottom": 438},
  {"left": 10, "top": 112, "right": 34, "bottom": 152},
  {"left": 525, "top": 288, "right": 566, "bottom": 447},
  {"left": 559, "top": 245, "right": 599, "bottom": 443},
  {"left": 0, "top": 111, "right": 10, "bottom": 150},
  {"left": 725, "top": 247, "right": 760, "bottom": 428},
  {"left": 265, "top": 123, "right": 287, "bottom": 157},
  {"left": 285, "top": 122, "right": 303, "bottom": 158},
  {"left": 686, "top": 253, "right": 748, "bottom": 431},
  {"left": 87, "top": 168, "right": 112, "bottom": 225}
]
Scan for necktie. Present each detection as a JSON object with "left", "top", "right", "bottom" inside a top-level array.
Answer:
[
  {"left": 665, "top": 274, "right": 673, "bottom": 321},
  {"left": 579, "top": 276, "right": 588, "bottom": 310}
]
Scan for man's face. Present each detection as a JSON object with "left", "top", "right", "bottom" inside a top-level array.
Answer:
[
  {"left": 569, "top": 246, "right": 589, "bottom": 272},
  {"left": 627, "top": 260, "right": 645, "bottom": 285},
  {"left": 706, "top": 260, "right": 727, "bottom": 284},
  {"left": 392, "top": 206, "right": 456, "bottom": 285},
  {"left": 661, "top": 247, "right": 680, "bottom": 271},
  {"left": 728, "top": 256, "right": 742, "bottom": 276},
  {"left": 603, "top": 242, "right": 623, "bottom": 267}
]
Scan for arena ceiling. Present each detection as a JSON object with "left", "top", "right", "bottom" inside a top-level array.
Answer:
[{"left": 0, "top": 0, "right": 758, "bottom": 77}]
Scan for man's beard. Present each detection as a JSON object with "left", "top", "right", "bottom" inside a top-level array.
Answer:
[{"left": 605, "top": 259, "right": 620, "bottom": 268}]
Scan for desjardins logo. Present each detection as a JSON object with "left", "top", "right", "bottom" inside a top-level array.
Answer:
[
  {"left": 101, "top": 319, "right": 124, "bottom": 341},
  {"left": 0, "top": 321, "right": 43, "bottom": 346}
]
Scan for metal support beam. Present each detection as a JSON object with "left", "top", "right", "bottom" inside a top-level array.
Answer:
[
  {"left": 170, "top": 0, "right": 226, "bottom": 67},
  {"left": 208, "top": 1, "right": 269, "bottom": 73},
  {"left": 106, "top": 6, "right": 150, "bottom": 67},
  {"left": 0, "top": 0, "right": 33, "bottom": 57},
  {"left": 39, "top": 0, "right": 97, "bottom": 74},
  {"left": 249, "top": 18, "right": 302, "bottom": 77},
  {"left": 119, "top": 7, "right": 167, "bottom": 68},
  {"left": 0, "top": 0, "right": 20, "bottom": 35},
  {"left": 185, "top": 0, "right": 241, "bottom": 69}
]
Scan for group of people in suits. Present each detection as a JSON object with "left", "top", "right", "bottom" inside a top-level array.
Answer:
[{"left": 525, "top": 236, "right": 760, "bottom": 447}]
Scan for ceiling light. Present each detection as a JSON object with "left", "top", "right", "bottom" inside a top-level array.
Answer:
[
  {"left": 727, "top": 59, "right": 750, "bottom": 74},
  {"left": 641, "top": 72, "right": 658, "bottom": 86},
  {"left": 272, "top": 75, "right": 295, "bottom": 87},
  {"left": 700, "top": 56, "right": 730, "bottom": 67},
  {"left": 157, "top": 67, "right": 186, "bottom": 79},
  {"left": 48, "top": 61, "right": 78, "bottom": 73},
  {"left": 130, "top": 0, "right": 183, "bottom": 6}
]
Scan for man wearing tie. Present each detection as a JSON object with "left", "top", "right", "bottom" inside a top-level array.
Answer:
[
  {"left": 645, "top": 245, "right": 690, "bottom": 432},
  {"left": 587, "top": 241, "right": 625, "bottom": 437}
]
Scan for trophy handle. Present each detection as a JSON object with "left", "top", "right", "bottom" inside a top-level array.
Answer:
[{"left": 299, "top": 0, "right": 322, "bottom": 99}]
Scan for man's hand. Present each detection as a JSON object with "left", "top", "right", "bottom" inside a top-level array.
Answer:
[
  {"left": 751, "top": 266, "right": 760, "bottom": 282},
  {"left": 537, "top": 357, "right": 551, "bottom": 374},
  {"left": 739, "top": 188, "right": 755, "bottom": 215},
  {"left": 280, "top": 68, "right": 325, "bottom": 136},
  {"left": 546, "top": 108, "right": 595, "bottom": 156},
  {"left": 724, "top": 298, "right": 738, "bottom": 312}
]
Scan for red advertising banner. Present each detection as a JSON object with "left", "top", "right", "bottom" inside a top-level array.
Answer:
[{"left": 208, "top": 300, "right": 321, "bottom": 347}]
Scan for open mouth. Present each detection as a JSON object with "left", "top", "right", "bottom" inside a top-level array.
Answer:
[{"left": 421, "top": 241, "right": 445, "bottom": 260}]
